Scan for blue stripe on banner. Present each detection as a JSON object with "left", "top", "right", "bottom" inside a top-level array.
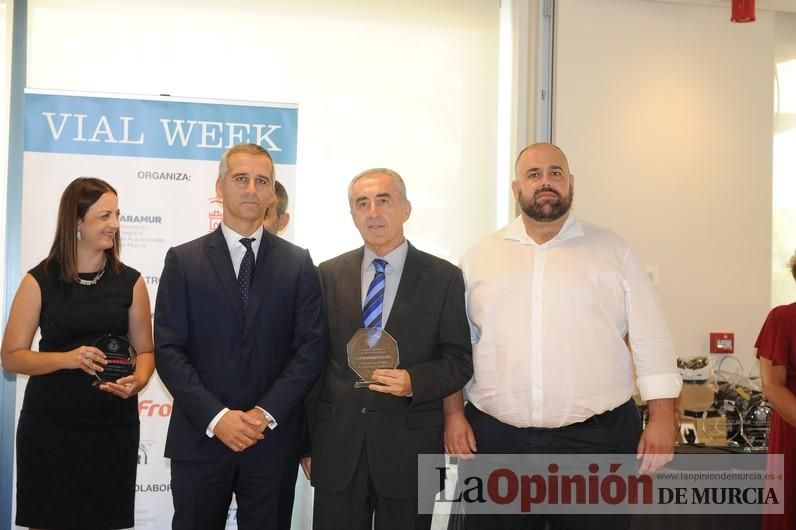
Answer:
[{"left": 24, "top": 93, "right": 298, "bottom": 163}]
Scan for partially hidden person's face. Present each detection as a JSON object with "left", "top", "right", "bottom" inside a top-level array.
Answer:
[
  {"left": 350, "top": 172, "right": 411, "bottom": 256},
  {"left": 262, "top": 196, "right": 289, "bottom": 235},
  {"left": 262, "top": 195, "right": 280, "bottom": 234},
  {"left": 77, "top": 191, "right": 119, "bottom": 251},
  {"left": 217, "top": 152, "right": 274, "bottom": 227},
  {"left": 513, "top": 144, "right": 574, "bottom": 222}
]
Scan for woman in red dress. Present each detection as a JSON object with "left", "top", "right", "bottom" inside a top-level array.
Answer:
[{"left": 756, "top": 251, "right": 796, "bottom": 530}]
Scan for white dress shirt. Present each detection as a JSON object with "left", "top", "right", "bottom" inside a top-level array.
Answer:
[
  {"left": 361, "top": 240, "right": 409, "bottom": 327},
  {"left": 207, "top": 223, "right": 276, "bottom": 437},
  {"left": 220, "top": 222, "right": 264, "bottom": 276},
  {"left": 461, "top": 214, "right": 682, "bottom": 429}
]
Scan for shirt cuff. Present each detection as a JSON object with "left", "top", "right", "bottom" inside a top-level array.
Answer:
[
  {"left": 637, "top": 373, "right": 683, "bottom": 402},
  {"left": 255, "top": 406, "right": 278, "bottom": 430},
  {"left": 206, "top": 407, "right": 230, "bottom": 438}
]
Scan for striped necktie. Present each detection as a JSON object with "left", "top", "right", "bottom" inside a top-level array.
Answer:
[{"left": 362, "top": 258, "right": 387, "bottom": 329}]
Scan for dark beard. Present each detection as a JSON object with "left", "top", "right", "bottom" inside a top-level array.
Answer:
[{"left": 519, "top": 185, "right": 573, "bottom": 222}]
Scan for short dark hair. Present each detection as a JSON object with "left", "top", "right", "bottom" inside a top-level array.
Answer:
[
  {"left": 218, "top": 143, "right": 275, "bottom": 180},
  {"left": 274, "top": 180, "right": 289, "bottom": 217},
  {"left": 44, "top": 177, "right": 122, "bottom": 283}
]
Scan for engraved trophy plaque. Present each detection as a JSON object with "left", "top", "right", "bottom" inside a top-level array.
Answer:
[
  {"left": 347, "top": 328, "right": 399, "bottom": 388},
  {"left": 92, "top": 334, "right": 136, "bottom": 387}
]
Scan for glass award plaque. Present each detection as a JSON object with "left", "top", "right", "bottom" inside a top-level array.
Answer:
[
  {"left": 347, "top": 328, "right": 399, "bottom": 388},
  {"left": 741, "top": 395, "right": 773, "bottom": 450},
  {"left": 92, "top": 334, "right": 136, "bottom": 387}
]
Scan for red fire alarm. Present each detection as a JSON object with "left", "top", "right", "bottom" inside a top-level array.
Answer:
[
  {"left": 710, "top": 332, "right": 735, "bottom": 354},
  {"left": 731, "top": 0, "right": 755, "bottom": 23}
]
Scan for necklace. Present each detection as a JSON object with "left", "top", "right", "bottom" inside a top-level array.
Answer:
[{"left": 75, "top": 258, "right": 107, "bottom": 286}]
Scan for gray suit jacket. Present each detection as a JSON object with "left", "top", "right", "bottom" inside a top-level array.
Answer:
[{"left": 309, "top": 242, "right": 472, "bottom": 498}]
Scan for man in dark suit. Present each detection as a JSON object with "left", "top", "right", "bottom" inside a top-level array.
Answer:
[
  {"left": 155, "top": 143, "right": 326, "bottom": 530},
  {"left": 306, "top": 168, "right": 473, "bottom": 530}
]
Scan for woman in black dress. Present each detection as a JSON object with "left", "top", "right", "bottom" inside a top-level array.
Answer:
[{"left": 1, "top": 177, "right": 154, "bottom": 529}]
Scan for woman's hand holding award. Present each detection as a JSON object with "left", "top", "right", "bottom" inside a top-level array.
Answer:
[{"left": 92, "top": 334, "right": 137, "bottom": 390}]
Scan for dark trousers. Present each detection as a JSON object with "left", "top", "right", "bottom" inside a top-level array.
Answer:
[
  {"left": 459, "top": 399, "right": 642, "bottom": 530},
  {"left": 313, "top": 442, "right": 433, "bottom": 530},
  {"left": 278, "top": 458, "right": 300, "bottom": 530},
  {"left": 171, "top": 449, "right": 294, "bottom": 530}
]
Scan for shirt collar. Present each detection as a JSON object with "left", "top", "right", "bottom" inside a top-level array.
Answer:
[
  {"left": 503, "top": 213, "right": 584, "bottom": 246},
  {"left": 363, "top": 239, "right": 409, "bottom": 273},
  {"left": 220, "top": 222, "right": 264, "bottom": 251}
]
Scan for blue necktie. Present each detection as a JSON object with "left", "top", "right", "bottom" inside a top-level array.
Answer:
[
  {"left": 238, "top": 238, "right": 255, "bottom": 313},
  {"left": 362, "top": 259, "right": 387, "bottom": 329}
]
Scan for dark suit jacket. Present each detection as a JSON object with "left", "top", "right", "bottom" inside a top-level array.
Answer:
[
  {"left": 154, "top": 227, "right": 326, "bottom": 461},
  {"left": 309, "top": 243, "right": 472, "bottom": 498}
]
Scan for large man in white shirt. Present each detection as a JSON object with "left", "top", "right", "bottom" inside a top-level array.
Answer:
[{"left": 444, "top": 143, "right": 682, "bottom": 530}]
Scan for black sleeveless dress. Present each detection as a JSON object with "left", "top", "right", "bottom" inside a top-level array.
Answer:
[{"left": 16, "top": 260, "right": 141, "bottom": 530}]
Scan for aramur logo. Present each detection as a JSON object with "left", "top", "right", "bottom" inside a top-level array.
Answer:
[
  {"left": 138, "top": 399, "right": 173, "bottom": 417},
  {"left": 120, "top": 214, "right": 163, "bottom": 224}
]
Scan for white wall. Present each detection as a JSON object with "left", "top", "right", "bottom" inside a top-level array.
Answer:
[
  {"left": 26, "top": 0, "right": 500, "bottom": 264},
  {"left": 555, "top": 0, "right": 774, "bottom": 373},
  {"left": 772, "top": 11, "right": 796, "bottom": 307}
]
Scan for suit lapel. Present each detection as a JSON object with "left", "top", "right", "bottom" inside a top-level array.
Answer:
[
  {"left": 385, "top": 243, "right": 426, "bottom": 335},
  {"left": 243, "top": 232, "right": 273, "bottom": 335},
  {"left": 206, "top": 227, "right": 245, "bottom": 326},
  {"left": 341, "top": 248, "right": 365, "bottom": 333}
]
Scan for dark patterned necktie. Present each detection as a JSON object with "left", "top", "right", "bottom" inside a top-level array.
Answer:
[
  {"left": 362, "top": 259, "right": 387, "bottom": 329},
  {"left": 238, "top": 238, "right": 255, "bottom": 313}
]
